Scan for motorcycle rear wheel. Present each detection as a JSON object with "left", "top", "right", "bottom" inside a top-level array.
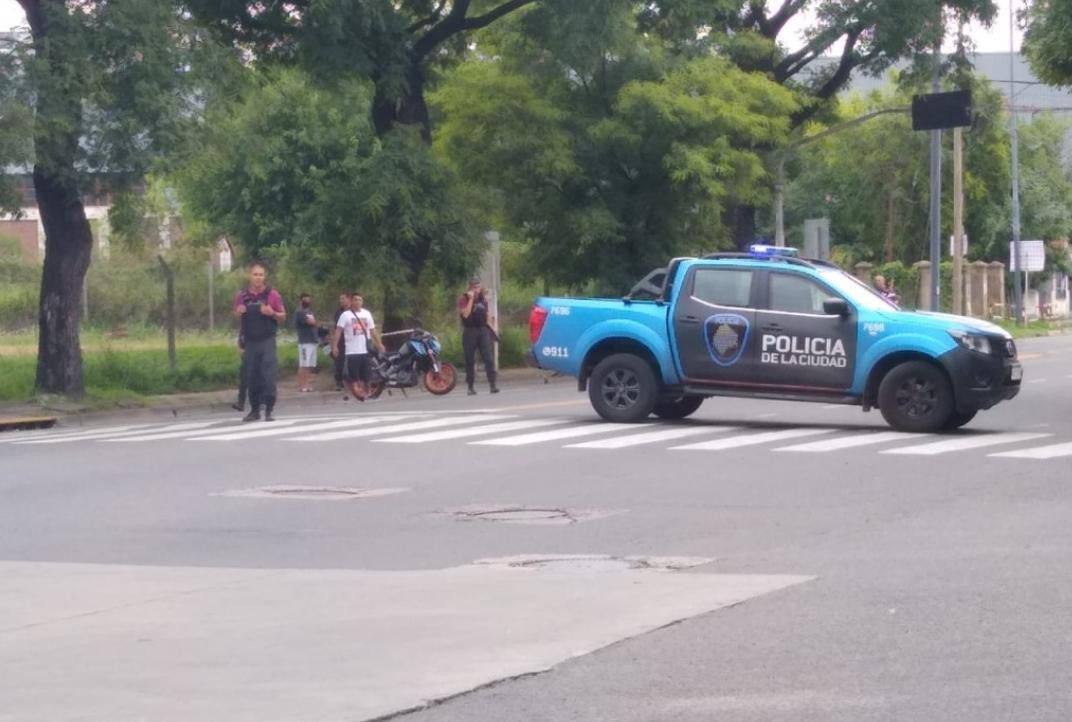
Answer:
[
  {"left": 424, "top": 363, "right": 458, "bottom": 395},
  {"left": 367, "top": 381, "right": 386, "bottom": 400}
]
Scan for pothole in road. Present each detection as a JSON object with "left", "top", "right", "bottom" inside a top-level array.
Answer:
[
  {"left": 474, "top": 554, "right": 714, "bottom": 572},
  {"left": 437, "top": 505, "right": 624, "bottom": 526},
  {"left": 214, "top": 486, "right": 410, "bottom": 501}
]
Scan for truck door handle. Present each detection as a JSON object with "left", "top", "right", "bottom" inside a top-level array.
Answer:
[
  {"left": 762, "top": 323, "right": 783, "bottom": 332},
  {"left": 681, "top": 314, "right": 700, "bottom": 325}
]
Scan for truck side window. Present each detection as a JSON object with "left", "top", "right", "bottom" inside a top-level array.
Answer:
[
  {"left": 691, "top": 269, "right": 753, "bottom": 308},
  {"left": 769, "top": 273, "right": 835, "bottom": 315}
]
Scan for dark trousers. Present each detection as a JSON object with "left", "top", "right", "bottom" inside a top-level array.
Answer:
[
  {"left": 334, "top": 347, "right": 347, "bottom": 385},
  {"left": 237, "top": 351, "right": 249, "bottom": 406},
  {"left": 462, "top": 326, "right": 497, "bottom": 389},
  {"left": 245, "top": 337, "right": 278, "bottom": 411}
]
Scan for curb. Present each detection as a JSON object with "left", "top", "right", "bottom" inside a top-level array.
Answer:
[
  {"left": 0, "top": 366, "right": 562, "bottom": 428},
  {"left": 0, "top": 416, "right": 58, "bottom": 432}
]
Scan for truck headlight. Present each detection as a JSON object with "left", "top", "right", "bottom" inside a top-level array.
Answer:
[{"left": 948, "top": 330, "right": 991, "bottom": 355}]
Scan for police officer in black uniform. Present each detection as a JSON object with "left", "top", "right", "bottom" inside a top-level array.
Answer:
[
  {"left": 458, "top": 276, "right": 499, "bottom": 396},
  {"left": 234, "top": 263, "right": 286, "bottom": 421}
]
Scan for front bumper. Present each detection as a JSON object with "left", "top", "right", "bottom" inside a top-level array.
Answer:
[{"left": 939, "top": 345, "right": 1022, "bottom": 413}]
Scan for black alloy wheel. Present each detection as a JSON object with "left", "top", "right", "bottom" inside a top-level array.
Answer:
[
  {"left": 877, "top": 360, "right": 954, "bottom": 433},
  {"left": 588, "top": 353, "right": 658, "bottom": 422}
]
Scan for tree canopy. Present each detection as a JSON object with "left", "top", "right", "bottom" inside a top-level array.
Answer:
[
  {"left": 432, "top": 3, "right": 797, "bottom": 293},
  {"left": 177, "top": 68, "right": 481, "bottom": 311}
]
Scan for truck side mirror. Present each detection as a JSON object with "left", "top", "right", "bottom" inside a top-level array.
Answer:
[{"left": 823, "top": 298, "right": 850, "bottom": 317}]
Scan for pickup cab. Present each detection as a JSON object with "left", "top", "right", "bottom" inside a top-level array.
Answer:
[{"left": 527, "top": 246, "right": 1022, "bottom": 432}]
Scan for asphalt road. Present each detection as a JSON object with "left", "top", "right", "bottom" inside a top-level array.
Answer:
[{"left": 2, "top": 334, "right": 1071, "bottom": 721}]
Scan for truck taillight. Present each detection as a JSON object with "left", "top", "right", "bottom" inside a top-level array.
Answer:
[{"left": 529, "top": 305, "right": 548, "bottom": 344}]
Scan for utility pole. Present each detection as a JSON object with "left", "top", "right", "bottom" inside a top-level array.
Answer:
[
  {"left": 1010, "top": 0, "right": 1024, "bottom": 324},
  {"left": 953, "top": 126, "right": 965, "bottom": 315},
  {"left": 928, "top": 40, "right": 943, "bottom": 311},
  {"left": 208, "top": 252, "right": 215, "bottom": 332}
]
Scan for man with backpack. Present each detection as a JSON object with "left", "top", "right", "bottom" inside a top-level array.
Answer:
[{"left": 233, "top": 262, "right": 286, "bottom": 421}]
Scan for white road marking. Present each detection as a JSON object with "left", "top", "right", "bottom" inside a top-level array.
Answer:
[
  {"left": 565, "top": 425, "right": 736, "bottom": 449},
  {"left": 472, "top": 423, "right": 646, "bottom": 447},
  {"left": 990, "top": 441, "right": 1072, "bottom": 460},
  {"left": 186, "top": 418, "right": 364, "bottom": 441},
  {"left": 375, "top": 418, "right": 564, "bottom": 443},
  {"left": 2, "top": 424, "right": 145, "bottom": 444},
  {"left": 1026, "top": 378, "right": 1047, "bottom": 384},
  {"left": 25, "top": 421, "right": 222, "bottom": 444},
  {"left": 286, "top": 414, "right": 513, "bottom": 441},
  {"left": 821, "top": 404, "right": 844, "bottom": 409},
  {"left": 775, "top": 431, "right": 921, "bottom": 452},
  {"left": 881, "top": 432, "right": 1052, "bottom": 456},
  {"left": 671, "top": 427, "right": 833, "bottom": 451}
]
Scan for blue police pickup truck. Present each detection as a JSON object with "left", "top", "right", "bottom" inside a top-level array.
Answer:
[{"left": 527, "top": 246, "right": 1022, "bottom": 433}]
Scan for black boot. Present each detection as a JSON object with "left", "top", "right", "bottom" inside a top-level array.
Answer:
[
  {"left": 264, "top": 400, "right": 276, "bottom": 422},
  {"left": 467, "top": 386, "right": 477, "bottom": 396},
  {"left": 242, "top": 407, "right": 260, "bottom": 423},
  {"left": 490, "top": 383, "right": 500, "bottom": 394}
]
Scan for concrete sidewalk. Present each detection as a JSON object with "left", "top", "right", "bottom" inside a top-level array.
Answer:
[{"left": 0, "top": 558, "right": 811, "bottom": 722}]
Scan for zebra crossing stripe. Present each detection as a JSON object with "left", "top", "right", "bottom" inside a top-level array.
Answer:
[
  {"left": 375, "top": 418, "right": 565, "bottom": 444},
  {"left": 776, "top": 431, "right": 922, "bottom": 453},
  {"left": 989, "top": 441, "right": 1072, "bottom": 459},
  {"left": 23, "top": 422, "right": 221, "bottom": 444},
  {"left": 98, "top": 421, "right": 240, "bottom": 443},
  {"left": 4, "top": 424, "right": 145, "bottom": 444},
  {"left": 286, "top": 414, "right": 513, "bottom": 441},
  {"left": 882, "top": 432, "right": 1052, "bottom": 456},
  {"left": 565, "top": 425, "right": 734, "bottom": 449},
  {"left": 671, "top": 427, "right": 833, "bottom": 451},
  {"left": 184, "top": 418, "right": 361, "bottom": 441},
  {"left": 471, "top": 423, "right": 646, "bottom": 447}
]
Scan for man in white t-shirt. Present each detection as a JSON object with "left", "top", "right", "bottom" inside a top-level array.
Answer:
[{"left": 332, "top": 292, "right": 383, "bottom": 400}]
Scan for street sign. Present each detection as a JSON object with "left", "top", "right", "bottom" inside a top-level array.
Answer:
[
  {"left": 1009, "top": 240, "right": 1046, "bottom": 272},
  {"left": 912, "top": 90, "right": 972, "bottom": 131}
]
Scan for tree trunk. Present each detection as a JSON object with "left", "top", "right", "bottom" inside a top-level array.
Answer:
[
  {"left": 34, "top": 167, "right": 93, "bottom": 396},
  {"left": 372, "top": 62, "right": 431, "bottom": 141},
  {"left": 883, "top": 189, "right": 896, "bottom": 263},
  {"left": 729, "top": 204, "right": 757, "bottom": 251}
]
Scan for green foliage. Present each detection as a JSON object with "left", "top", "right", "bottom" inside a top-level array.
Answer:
[
  {"left": 1017, "top": 113, "right": 1072, "bottom": 243},
  {"left": 1024, "top": 0, "right": 1072, "bottom": 87},
  {"left": 433, "top": 14, "right": 797, "bottom": 293},
  {"left": 787, "top": 75, "right": 1012, "bottom": 264},
  {"left": 177, "top": 68, "right": 482, "bottom": 318}
]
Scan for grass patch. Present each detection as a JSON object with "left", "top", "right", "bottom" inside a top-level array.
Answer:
[
  {"left": 0, "top": 323, "right": 532, "bottom": 404},
  {"left": 991, "top": 319, "right": 1067, "bottom": 338},
  {"left": 0, "top": 341, "right": 297, "bottom": 404}
]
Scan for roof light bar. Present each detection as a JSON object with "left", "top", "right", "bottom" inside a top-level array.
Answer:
[{"left": 749, "top": 244, "right": 799, "bottom": 258}]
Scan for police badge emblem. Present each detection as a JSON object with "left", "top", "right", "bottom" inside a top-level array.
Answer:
[{"left": 703, "top": 313, "right": 750, "bottom": 367}]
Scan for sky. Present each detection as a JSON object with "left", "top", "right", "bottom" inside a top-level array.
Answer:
[{"left": 0, "top": 0, "right": 1026, "bottom": 53}]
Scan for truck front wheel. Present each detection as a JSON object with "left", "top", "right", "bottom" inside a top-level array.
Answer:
[
  {"left": 877, "top": 361, "right": 954, "bottom": 433},
  {"left": 589, "top": 353, "right": 658, "bottom": 423}
]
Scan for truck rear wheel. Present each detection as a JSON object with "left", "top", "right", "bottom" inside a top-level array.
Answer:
[
  {"left": 589, "top": 353, "right": 658, "bottom": 423},
  {"left": 652, "top": 395, "right": 704, "bottom": 420},
  {"left": 877, "top": 361, "right": 954, "bottom": 433}
]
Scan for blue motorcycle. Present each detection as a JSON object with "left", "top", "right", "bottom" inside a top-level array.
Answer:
[{"left": 368, "top": 328, "right": 458, "bottom": 398}]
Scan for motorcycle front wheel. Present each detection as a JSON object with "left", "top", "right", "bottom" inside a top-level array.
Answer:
[{"left": 423, "top": 363, "right": 458, "bottom": 395}]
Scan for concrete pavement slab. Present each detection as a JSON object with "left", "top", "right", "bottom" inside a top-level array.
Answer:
[{"left": 0, "top": 560, "right": 811, "bottom": 722}]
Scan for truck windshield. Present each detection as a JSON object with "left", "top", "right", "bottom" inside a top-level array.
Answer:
[{"left": 818, "top": 268, "right": 900, "bottom": 312}]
